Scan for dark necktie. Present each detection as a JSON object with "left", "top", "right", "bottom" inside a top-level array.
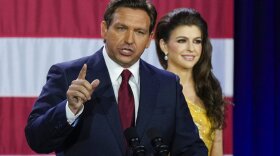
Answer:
[{"left": 118, "top": 69, "right": 135, "bottom": 130}]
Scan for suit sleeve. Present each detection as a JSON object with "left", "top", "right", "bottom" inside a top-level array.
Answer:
[
  {"left": 25, "top": 65, "right": 75, "bottom": 153},
  {"left": 171, "top": 76, "right": 208, "bottom": 156}
]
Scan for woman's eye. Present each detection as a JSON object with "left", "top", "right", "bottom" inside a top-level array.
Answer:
[
  {"left": 193, "top": 40, "right": 202, "bottom": 44},
  {"left": 194, "top": 40, "right": 202, "bottom": 44},
  {"left": 177, "top": 39, "right": 186, "bottom": 43}
]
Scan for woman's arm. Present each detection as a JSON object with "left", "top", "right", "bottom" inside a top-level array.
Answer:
[{"left": 210, "top": 129, "right": 223, "bottom": 156}]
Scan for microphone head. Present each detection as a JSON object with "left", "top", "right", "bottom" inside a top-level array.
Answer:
[
  {"left": 147, "top": 127, "right": 169, "bottom": 156},
  {"left": 124, "top": 127, "right": 146, "bottom": 156}
]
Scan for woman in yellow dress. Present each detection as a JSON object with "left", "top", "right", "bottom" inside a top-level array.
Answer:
[{"left": 155, "top": 8, "right": 225, "bottom": 156}]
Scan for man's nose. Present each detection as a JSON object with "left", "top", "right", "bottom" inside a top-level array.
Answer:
[{"left": 124, "top": 30, "right": 134, "bottom": 44}]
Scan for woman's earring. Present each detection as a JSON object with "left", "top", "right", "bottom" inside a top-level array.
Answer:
[{"left": 164, "top": 54, "right": 168, "bottom": 60}]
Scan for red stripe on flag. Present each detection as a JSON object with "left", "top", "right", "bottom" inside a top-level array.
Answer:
[
  {"left": 223, "top": 97, "right": 233, "bottom": 154},
  {"left": 0, "top": 97, "right": 37, "bottom": 154},
  {"left": 0, "top": 0, "right": 109, "bottom": 38},
  {"left": 0, "top": 0, "right": 233, "bottom": 38}
]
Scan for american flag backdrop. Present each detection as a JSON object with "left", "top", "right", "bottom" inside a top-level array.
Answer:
[{"left": 0, "top": 0, "right": 233, "bottom": 155}]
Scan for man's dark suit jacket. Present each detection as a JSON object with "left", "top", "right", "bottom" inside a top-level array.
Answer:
[{"left": 25, "top": 48, "right": 207, "bottom": 156}]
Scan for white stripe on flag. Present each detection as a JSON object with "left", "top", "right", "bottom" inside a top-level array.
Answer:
[{"left": 0, "top": 38, "right": 233, "bottom": 97}]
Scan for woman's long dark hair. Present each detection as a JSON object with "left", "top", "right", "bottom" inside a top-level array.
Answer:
[{"left": 155, "top": 8, "right": 225, "bottom": 132}]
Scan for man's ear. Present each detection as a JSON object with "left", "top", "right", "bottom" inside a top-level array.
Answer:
[
  {"left": 145, "top": 32, "right": 154, "bottom": 48},
  {"left": 159, "top": 39, "right": 168, "bottom": 55},
  {"left": 101, "top": 21, "right": 108, "bottom": 38}
]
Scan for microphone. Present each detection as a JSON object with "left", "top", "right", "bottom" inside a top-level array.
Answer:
[
  {"left": 147, "top": 128, "right": 169, "bottom": 156},
  {"left": 124, "top": 127, "right": 146, "bottom": 156}
]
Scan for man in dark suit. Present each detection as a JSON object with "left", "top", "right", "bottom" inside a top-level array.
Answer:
[{"left": 25, "top": 0, "right": 207, "bottom": 155}]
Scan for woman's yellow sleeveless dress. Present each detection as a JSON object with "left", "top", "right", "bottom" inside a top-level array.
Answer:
[{"left": 186, "top": 99, "right": 215, "bottom": 156}]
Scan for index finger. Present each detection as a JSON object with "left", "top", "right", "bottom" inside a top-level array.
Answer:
[{"left": 78, "top": 64, "right": 87, "bottom": 79}]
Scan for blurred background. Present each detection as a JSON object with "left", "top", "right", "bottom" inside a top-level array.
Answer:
[{"left": 0, "top": 0, "right": 279, "bottom": 156}]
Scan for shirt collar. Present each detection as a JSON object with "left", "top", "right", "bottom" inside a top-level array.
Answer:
[{"left": 102, "top": 46, "right": 140, "bottom": 83}]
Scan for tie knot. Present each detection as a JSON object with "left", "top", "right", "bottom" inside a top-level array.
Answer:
[{"left": 121, "top": 69, "right": 132, "bottom": 82}]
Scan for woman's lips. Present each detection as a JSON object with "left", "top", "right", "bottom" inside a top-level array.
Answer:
[{"left": 182, "top": 55, "right": 195, "bottom": 61}]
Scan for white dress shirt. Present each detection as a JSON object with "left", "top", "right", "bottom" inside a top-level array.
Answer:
[{"left": 66, "top": 46, "right": 140, "bottom": 125}]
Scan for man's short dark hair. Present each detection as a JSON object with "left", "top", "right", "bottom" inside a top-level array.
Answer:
[{"left": 103, "top": 0, "right": 157, "bottom": 33}]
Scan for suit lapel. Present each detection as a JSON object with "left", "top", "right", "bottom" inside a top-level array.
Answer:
[
  {"left": 85, "top": 49, "right": 126, "bottom": 154},
  {"left": 136, "top": 61, "right": 160, "bottom": 139}
]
